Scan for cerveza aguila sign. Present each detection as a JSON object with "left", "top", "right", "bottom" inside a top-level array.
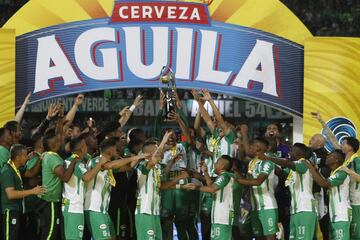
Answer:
[{"left": 15, "top": 0, "right": 304, "bottom": 116}]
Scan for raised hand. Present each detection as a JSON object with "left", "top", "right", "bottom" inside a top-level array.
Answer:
[
  {"left": 310, "top": 111, "right": 322, "bottom": 120},
  {"left": 240, "top": 124, "right": 249, "bottom": 135},
  {"left": 119, "top": 106, "right": 131, "bottom": 117},
  {"left": 133, "top": 95, "right": 143, "bottom": 108},
  {"left": 201, "top": 162, "right": 208, "bottom": 174},
  {"left": 46, "top": 103, "right": 59, "bottom": 119},
  {"left": 168, "top": 111, "right": 180, "bottom": 122},
  {"left": 75, "top": 94, "right": 85, "bottom": 107},
  {"left": 191, "top": 89, "right": 201, "bottom": 101},
  {"left": 159, "top": 91, "right": 166, "bottom": 110},
  {"left": 201, "top": 89, "right": 212, "bottom": 101}
]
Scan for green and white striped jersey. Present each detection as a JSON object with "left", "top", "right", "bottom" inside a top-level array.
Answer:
[
  {"left": 346, "top": 154, "right": 360, "bottom": 206},
  {"left": 135, "top": 160, "right": 162, "bottom": 216},
  {"left": 285, "top": 159, "right": 316, "bottom": 214},
  {"left": 84, "top": 157, "right": 112, "bottom": 214},
  {"left": 62, "top": 154, "right": 89, "bottom": 213},
  {"left": 206, "top": 129, "right": 236, "bottom": 177},
  {"left": 212, "top": 172, "right": 238, "bottom": 225},
  {"left": 328, "top": 169, "right": 351, "bottom": 222},
  {"left": 248, "top": 159, "right": 278, "bottom": 211}
]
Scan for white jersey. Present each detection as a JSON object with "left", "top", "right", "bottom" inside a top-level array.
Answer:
[
  {"left": 135, "top": 160, "right": 161, "bottom": 215},
  {"left": 248, "top": 159, "right": 278, "bottom": 210},
  {"left": 62, "top": 156, "right": 88, "bottom": 213},
  {"left": 161, "top": 143, "right": 188, "bottom": 171},
  {"left": 212, "top": 172, "right": 235, "bottom": 225},
  {"left": 286, "top": 159, "right": 316, "bottom": 214},
  {"left": 347, "top": 154, "right": 360, "bottom": 206},
  {"left": 84, "top": 157, "right": 112, "bottom": 213},
  {"left": 328, "top": 169, "right": 351, "bottom": 222}
]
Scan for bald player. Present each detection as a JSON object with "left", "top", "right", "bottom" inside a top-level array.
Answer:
[{"left": 309, "top": 134, "right": 330, "bottom": 240}]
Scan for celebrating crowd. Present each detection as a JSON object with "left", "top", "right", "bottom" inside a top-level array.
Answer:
[{"left": 0, "top": 89, "right": 359, "bottom": 240}]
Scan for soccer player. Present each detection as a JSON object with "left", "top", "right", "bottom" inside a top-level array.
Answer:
[
  {"left": 304, "top": 150, "right": 351, "bottom": 240},
  {"left": 340, "top": 137, "right": 360, "bottom": 240},
  {"left": 62, "top": 136, "right": 109, "bottom": 240},
  {"left": 84, "top": 138, "right": 147, "bottom": 240},
  {"left": 135, "top": 131, "right": 176, "bottom": 240},
  {"left": 266, "top": 143, "right": 317, "bottom": 240},
  {"left": 0, "top": 128, "right": 12, "bottom": 167},
  {"left": 183, "top": 155, "right": 237, "bottom": 240},
  {"left": 1, "top": 144, "right": 44, "bottom": 240},
  {"left": 236, "top": 137, "right": 278, "bottom": 240}
]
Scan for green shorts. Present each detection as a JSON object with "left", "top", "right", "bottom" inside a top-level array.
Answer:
[
  {"left": 62, "top": 211, "right": 84, "bottom": 240},
  {"left": 135, "top": 214, "right": 162, "bottom": 240},
  {"left": 211, "top": 224, "right": 232, "bottom": 240},
  {"left": 84, "top": 211, "right": 115, "bottom": 240},
  {"left": 160, "top": 189, "right": 188, "bottom": 221},
  {"left": 289, "top": 212, "right": 317, "bottom": 240},
  {"left": 331, "top": 221, "right": 350, "bottom": 240},
  {"left": 351, "top": 205, "right": 360, "bottom": 239},
  {"left": 251, "top": 209, "right": 278, "bottom": 237}
]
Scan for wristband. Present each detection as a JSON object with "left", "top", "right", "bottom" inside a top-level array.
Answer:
[{"left": 129, "top": 105, "right": 136, "bottom": 112}]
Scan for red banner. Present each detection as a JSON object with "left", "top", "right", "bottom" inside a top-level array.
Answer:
[{"left": 111, "top": 2, "right": 210, "bottom": 25}]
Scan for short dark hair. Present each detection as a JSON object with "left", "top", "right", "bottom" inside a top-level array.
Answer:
[
  {"left": 254, "top": 137, "right": 269, "bottom": 149},
  {"left": 103, "top": 122, "right": 121, "bottom": 136},
  {"left": 344, "top": 137, "right": 359, "bottom": 152},
  {"left": 293, "top": 143, "right": 308, "bottom": 156},
  {"left": 128, "top": 128, "right": 144, "bottom": 142},
  {"left": 221, "top": 155, "right": 233, "bottom": 171},
  {"left": 43, "top": 133, "right": 57, "bottom": 151},
  {"left": 10, "top": 144, "right": 27, "bottom": 160},
  {"left": 99, "top": 138, "right": 117, "bottom": 153},
  {"left": 69, "top": 136, "right": 85, "bottom": 152},
  {"left": 4, "top": 121, "right": 19, "bottom": 133},
  {"left": 331, "top": 149, "right": 346, "bottom": 164}
]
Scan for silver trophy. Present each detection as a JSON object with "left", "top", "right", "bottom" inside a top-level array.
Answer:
[{"left": 159, "top": 66, "right": 176, "bottom": 121}]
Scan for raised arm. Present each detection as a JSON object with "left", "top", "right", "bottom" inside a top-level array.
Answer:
[
  {"left": 31, "top": 103, "right": 59, "bottom": 139},
  {"left": 311, "top": 111, "right": 341, "bottom": 150},
  {"left": 168, "top": 111, "right": 192, "bottom": 145},
  {"left": 265, "top": 156, "right": 296, "bottom": 170},
  {"left": 103, "top": 153, "right": 149, "bottom": 170},
  {"left": 15, "top": 93, "right": 31, "bottom": 123},
  {"left": 194, "top": 110, "right": 206, "bottom": 138},
  {"left": 202, "top": 89, "right": 231, "bottom": 135},
  {"left": 303, "top": 160, "right": 332, "bottom": 188},
  {"left": 236, "top": 173, "right": 268, "bottom": 186},
  {"left": 154, "top": 91, "right": 166, "bottom": 139},
  {"left": 54, "top": 157, "right": 80, "bottom": 183},
  {"left": 64, "top": 94, "right": 84, "bottom": 130},
  {"left": 82, "top": 155, "right": 109, "bottom": 183},
  {"left": 148, "top": 131, "right": 172, "bottom": 169},
  {"left": 119, "top": 95, "right": 143, "bottom": 128},
  {"left": 341, "top": 166, "right": 360, "bottom": 182},
  {"left": 160, "top": 171, "right": 189, "bottom": 190},
  {"left": 191, "top": 90, "right": 215, "bottom": 134}
]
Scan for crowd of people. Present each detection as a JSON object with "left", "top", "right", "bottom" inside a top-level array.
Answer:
[{"left": 0, "top": 89, "right": 359, "bottom": 240}]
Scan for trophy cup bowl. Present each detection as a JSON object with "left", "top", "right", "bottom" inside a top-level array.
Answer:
[{"left": 159, "top": 66, "right": 176, "bottom": 122}]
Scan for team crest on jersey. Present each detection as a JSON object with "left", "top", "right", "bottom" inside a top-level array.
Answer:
[{"left": 147, "top": 229, "right": 155, "bottom": 236}]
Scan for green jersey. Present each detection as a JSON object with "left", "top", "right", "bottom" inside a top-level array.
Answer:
[
  {"left": 41, "top": 152, "right": 64, "bottom": 202},
  {"left": 0, "top": 163, "right": 25, "bottom": 213},
  {"left": 347, "top": 154, "right": 360, "bottom": 206},
  {"left": 328, "top": 169, "right": 351, "bottom": 222},
  {"left": 285, "top": 159, "right": 316, "bottom": 214},
  {"left": 62, "top": 155, "right": 89, "bottom": 213},
  {"left": 0, "top": 145, "right": 10, "bottom": 168},
  {"left": 212, "top": 172, "right": 239, "bottom": 225},
  {"left": 24, "top": 154, "right": 41, "bottom": 213},
  {"left": 135, "top": 160, "right": 161, "bottom": 216},
  {"left": 84, "top": 157, "right": 112, "bottom": 213},
  {"left": 248, "top": 159, "right": 277, "bottom": 211}
]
